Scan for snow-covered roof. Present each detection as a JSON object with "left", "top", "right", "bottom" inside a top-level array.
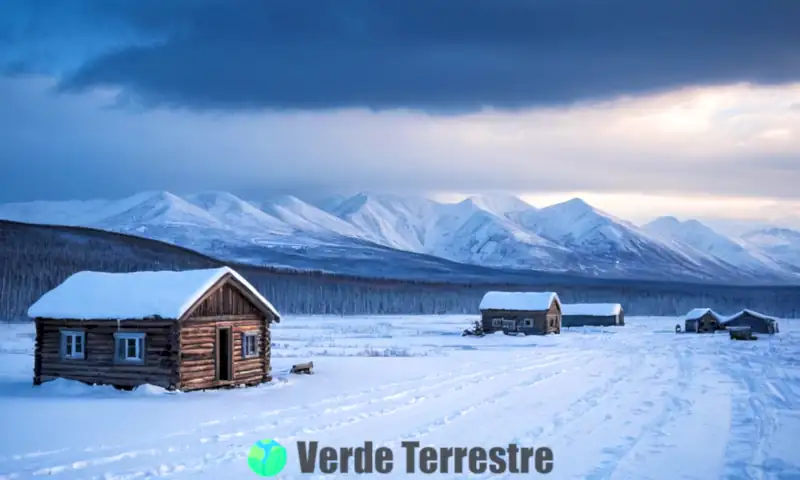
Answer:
[
  {"left": 721, "top": 309, "right": 778, "bottom": 324},
  {"left": 561, "top": 303, "right": 622, "bottom": 316},
  {"left": 479, "top": 291, "right": 560, "bottom": 312},
  {"left": 28, "top": 267, "right": 280, "bottom": 321},
  {"left": 680, "top": 308, "right": 722, "bottom": 322}
]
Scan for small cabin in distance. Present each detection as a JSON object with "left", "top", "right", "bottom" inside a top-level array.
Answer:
[
  {"left": 29, "top": 267, "right": 281, "bottom": 392},
  {"left": 562, "top": 303, "right": 624, "bottom": 327},
  {"left": 682, "top": 308, "right": 723, "bottom": 333},
  {"left": 722, "top": 309, "right": 779, "bottom": 334},
  {"left": 479, "top": 291, "right": 561, "bottom": 335}
]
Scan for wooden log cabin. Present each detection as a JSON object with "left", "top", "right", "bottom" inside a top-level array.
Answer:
[
  {"left": 681, "top": 308, "right": 723, "bottom": 333},
  {"left": 479, "top": 291, "right": 561, "bottom": 335},
  {"left": 28, "top": 267, "right": 281, "bottom": 392},
  {"left": 561, "top": 303, "right": 624, "bottom": 327},
  {"left": 721, "top": 309, "right": 779, "bottom": 334}
]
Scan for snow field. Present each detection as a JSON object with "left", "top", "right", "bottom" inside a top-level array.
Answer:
[{"left": 0, "top": 315, "right": 798, "bottom": 479}]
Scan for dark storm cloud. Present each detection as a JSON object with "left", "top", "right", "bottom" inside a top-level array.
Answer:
[
  {"left": 6, "top": 0, "right": 800, "bottom": 111},
  {"left": 1, "top": 75, "right": 799, "bottom": 204}
]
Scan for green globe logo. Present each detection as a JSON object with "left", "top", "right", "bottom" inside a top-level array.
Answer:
[{"left": 247, "top": 439, "right": 287, "bottom": 477}]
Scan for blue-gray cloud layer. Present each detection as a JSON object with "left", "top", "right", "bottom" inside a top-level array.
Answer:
[{"left": 4, "top": 0, "right": 799, "bottom": 111}]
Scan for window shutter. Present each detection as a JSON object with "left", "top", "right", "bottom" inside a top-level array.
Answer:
[
  {"left": 60, "top": 332, "right": 65, "bottom": 359},
  {"left": 241, "top": 333, "right": 246, "bottom": 359},
  {"left": 255, "top": 333, "right": 260, "bottom": 356},
  {"left": 116, "top": 338, "right": 125, "bottom": 361}
]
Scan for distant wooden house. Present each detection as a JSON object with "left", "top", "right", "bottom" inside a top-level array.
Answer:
[
  {"left": 29, "top": 267, "right": 281, "bottom": 392},
  {"left": 681, "top": 308, "right": 723, "bottom": 333},
  {"left": 722, "top": 309, "right": 779, "bottom": 334},
  {"left": 562, "top": 303, "right": 624, "bottom": 327},
  {"left": 479, "top": 291, "right": 561, "bottom": 335}
]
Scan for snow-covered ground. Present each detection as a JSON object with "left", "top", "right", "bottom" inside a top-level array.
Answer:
[{"left": 1, "top": 316, "right": 799, "bottom": 479}]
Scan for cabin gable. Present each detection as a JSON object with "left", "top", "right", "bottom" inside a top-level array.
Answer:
[
  {"left": 183, "top": 274, "right": 268, "bottom": 320},
  {"left": 548, "top": 300, "right": 561, "bottom": 315}
]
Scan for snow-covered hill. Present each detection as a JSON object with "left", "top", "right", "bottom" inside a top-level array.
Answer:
[
  {"left": 251, "top": 195, "right": 364, "bottom": 239},
  {"left": 642, "top": 216, "right": 790, "bottom": 277},
  {"left": 740, "top": 227, "right": 800, "bottom": 274},
  {"left": 426, "top": 198, "right": 570, "bottom": 270},
  {"left": 514, "top": 200, "right": 711, "bottom": 279},
  {"left": 1, "top": 191, "right": 798, "bottom": 283},
  {"left": 326, "top": 193, "right": 443, "bottom": 251}
]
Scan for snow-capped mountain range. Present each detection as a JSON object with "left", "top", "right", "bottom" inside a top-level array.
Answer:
[{"left": 1, "top": 190, "right": 799, "bottom": 284}]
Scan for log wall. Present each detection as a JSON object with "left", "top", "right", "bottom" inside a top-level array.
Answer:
[
  {"left": 179, "top": 316, "right": 269, "bottom": 391},
  {"left": 697, "top": 312, "right": 721, "bottom": 333},
  {"left": 178, "top": 276, "right": 272, "bottom": 391},
  {"left": 480, "top": 300, "right": 562, "bottom": 335},
  {"left": 481, "top": 309, "right": 549, "bottom": 335},
  {"left": 33, "top": 319, "right": 179, "bottom": 389}
]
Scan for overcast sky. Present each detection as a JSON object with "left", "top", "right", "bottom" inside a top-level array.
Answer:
[{"left": 1, "top": 0, "right": 799, "bottom": 223}]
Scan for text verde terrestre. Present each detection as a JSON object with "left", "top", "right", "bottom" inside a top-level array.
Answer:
[{"left": 296, "top": 441, "right": 554, "bottom": 475}]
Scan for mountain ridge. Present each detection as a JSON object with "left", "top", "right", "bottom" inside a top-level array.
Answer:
[{"left": 0, "top": 190, "right": 798, "bottom": 284}]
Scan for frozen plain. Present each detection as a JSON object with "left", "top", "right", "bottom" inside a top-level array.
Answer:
[{"left": 0, "top": 315, "right": 798, "bottom": 480}]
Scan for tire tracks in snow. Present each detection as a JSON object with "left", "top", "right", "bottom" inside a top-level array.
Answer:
[
  {"left": 580, "top": 339, "right": 694, "bottom": 480},
  {"left": 10, "top": 352, "right": 582, "bottom": 479},
  {"left": 466, "top": 351, "right": 646, "bottom": 480},
  {"left": 0, "top": 356, "right": 492, "bottom": 466},
  {"left": 96, "top": 353, "right": 588, "bottom": 480},
  {"left": 378, "top": 359, "right": 589, "bottom": 450},
  {"left": 719, "top": 346, "right": 788, "bottom": 480}
]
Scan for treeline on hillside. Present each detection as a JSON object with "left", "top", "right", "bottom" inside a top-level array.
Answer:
[
  {"left": 239, "top": 268, "right": 800, "bottom": 318},
  {"left": 1, "top": 220, "right": 799, "bottom": 322}
]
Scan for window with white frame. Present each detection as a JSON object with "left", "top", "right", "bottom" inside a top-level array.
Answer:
[
  {"left": 492, "top": 318, "right": 503, "bottom": 327},
  {"left": 61, "top": 330, "right": 85, "bottom": 360},
  {"left": 114, "top": 332, "right": 145, "bottom": 364},
  {"left": 242, "top": 332, "right": 259, "bottom": 358},
  {"left": 522, "top": 318, "right": 534, "bottom": 328}
]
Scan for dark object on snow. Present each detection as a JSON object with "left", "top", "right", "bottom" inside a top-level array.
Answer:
[
  {"left": 462, "top": 320, "right": 485, "bottom": 337},
  {"left": 675, "top": 324, "right": 681, "bottom": 333},
  {"left": 290, "top": 361, "right": 314, "bottom": 374},
  {"left": 729, "top": 326, "right": 757, "bottom": 341}
]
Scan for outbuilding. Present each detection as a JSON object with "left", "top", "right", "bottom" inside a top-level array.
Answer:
[
  {"left": 681, "top": 308, "right": 723, "bottom": 333},
  {"left": 561, "top": 303, "right": 624, "bottom": 327},
  {"left": 479, "top": 291, "right": 561, "bottom": 335},
  {"left": 722, "top": 309, "right": 779, "bottom": 334},
  {"left": 29, "top": 267, "right": 281, "bottom": 392}
]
